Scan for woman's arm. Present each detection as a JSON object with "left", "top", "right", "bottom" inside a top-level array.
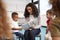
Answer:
[{"left": 22, "top": 16, "right": 40, "bottom": 30}]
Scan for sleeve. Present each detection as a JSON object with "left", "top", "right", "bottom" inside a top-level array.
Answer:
[
  {"left": 28, "top": 16, "right": 40, "bottom": 27},
  {"left": 22, "top": 19, "right": 34, "bottom": 30},
  {"left": 22, "top": 16, "right": 40, "bottom": 30}
]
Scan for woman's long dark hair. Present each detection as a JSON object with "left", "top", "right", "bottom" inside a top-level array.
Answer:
[{"left": 24, "top": 3, "right": 39, "bottom": 18}]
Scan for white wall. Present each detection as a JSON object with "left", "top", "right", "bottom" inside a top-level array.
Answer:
[{"left": 40, "top": 0, "right": 52, "bottom": 26}]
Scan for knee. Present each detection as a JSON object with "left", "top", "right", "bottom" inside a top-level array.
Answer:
[
  {"left": 29, "top": 30, "right": 34, "bottom": 34},
  {"left": 24, "top": 30, "right": 30, "bottom": 36}
]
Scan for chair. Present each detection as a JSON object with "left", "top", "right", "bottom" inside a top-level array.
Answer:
[
  {"left": 17, "top": 36, "right": 20, "bottom": 40},
  {"left": 17, "top": 36, "right": 24, "bottom": 40},
  {"left": 36, "top": 33, "right": 41, "bottom": 40},
  {"left": 35, "top": 28, "right": 41, "bottom": 40}
]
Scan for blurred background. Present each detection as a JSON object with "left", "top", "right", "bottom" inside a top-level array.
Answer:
[
  {"left": 2, "top": 0, "right": 52, "bottom": 26},
  {"left": 2, "top": 0, "right": 52, "bottom": 40}
]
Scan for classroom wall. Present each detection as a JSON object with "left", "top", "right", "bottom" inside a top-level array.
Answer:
[
  {"left": 40, "top": 0, "right": 52, "bottom": 26},
  {"left": 3, "top": 0, "right": 52, "bottom": 26},
  {"left": 3, "top": 0, "right": 31, "bottom": 19}
]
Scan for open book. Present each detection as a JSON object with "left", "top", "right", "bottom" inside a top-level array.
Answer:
[{"left": 22, "top": 23, "right": 30, "bottom": 30}]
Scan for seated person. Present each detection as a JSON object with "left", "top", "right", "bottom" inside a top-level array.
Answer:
[
  {"left": 10, "top": 12, "right": 24, "bottom": 40},
  {"left": 45, "top": 9, "right": 54, "bottom": 40},
  {"left": 21, "top": 3, "right": 41, "bottom": 40}
]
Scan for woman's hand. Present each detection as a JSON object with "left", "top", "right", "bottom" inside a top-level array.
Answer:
[{"left": 30, "top": 26, "right": 34, "bottom": 29}]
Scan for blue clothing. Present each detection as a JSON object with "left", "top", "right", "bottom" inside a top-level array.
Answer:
[
  {"left": 24, "top": 28, "right": 40, "bottom": 40},
  {"left": 13, "top": 32, "right": 24, "bottom": 40}
]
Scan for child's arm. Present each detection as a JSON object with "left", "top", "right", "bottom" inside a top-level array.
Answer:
[
  {"left": 46, "top": 25, "right": 49, "bottom": 34},
  {"left": 12, "top": 27, "right": 22, "bottom": 30}
]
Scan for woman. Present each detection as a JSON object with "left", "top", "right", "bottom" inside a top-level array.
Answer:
[
  {"left": 49, "top": 0, "right": 60, "bottom": 40},
  {"left": 22, "top": 3, "right": 40, "bottom": 40},
  {"left": 0, "top": 0, "right": 12, "bottom": 40}
]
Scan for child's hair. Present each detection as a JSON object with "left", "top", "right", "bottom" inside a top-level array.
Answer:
[
  {"left": 47, "top": 9, "right": 53, "bottom": 15},
  {"left": 0, "top": 0, "right": 12, "bottom": 39},
  {"left": 12, "top": 12, "right": 18, "bottom": 18},
  {"left": 49, "top": 0, "right": 60, "bottom": 17}
]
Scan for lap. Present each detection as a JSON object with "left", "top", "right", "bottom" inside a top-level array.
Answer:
[
  {"left": 13, "top": 32, "right": 23, "bottom": 37},
  {"left": 30, "top": 29, "right": 40, "bottom": 35},
  {"left": 24, "top": 28, "right": 40, "bottom": 36}
]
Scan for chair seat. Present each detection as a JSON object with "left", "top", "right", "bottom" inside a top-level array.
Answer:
[{"left": 36, "top": 34, "right": 41, "bottom": 37}]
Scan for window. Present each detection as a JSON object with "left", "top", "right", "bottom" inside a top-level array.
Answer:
[{"left": 31, "top": 0, "right": 40, "bottom": 13}]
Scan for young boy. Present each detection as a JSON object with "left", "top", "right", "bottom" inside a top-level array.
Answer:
[
  {"left": 11, "top": 12, "right": 24, "bottom": 40},
  {"left": 45, "top": 9, "right": 54, "bottom": 40}
]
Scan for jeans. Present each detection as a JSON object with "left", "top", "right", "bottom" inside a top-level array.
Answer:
[
  {"left": 24, "top": 28, "right": 40, "bottom": 40},
  {"left": 13, "top": 32, "right": 24, "bottom": 40}
]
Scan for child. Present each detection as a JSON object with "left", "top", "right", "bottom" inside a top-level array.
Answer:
[
  {"left": 49, "top": 0, "right": 60, "bottom": 40},
  {"left": 45, "top": 9, "right": 54, "bottom": 40},
  {"left": 0, "top": 0, "right": 12, "bottom": 40},
  {"left": 10, "top": 12, "right": 24, "bottom": 40}
]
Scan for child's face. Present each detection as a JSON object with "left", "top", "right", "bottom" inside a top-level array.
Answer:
[
  {"left": 13, "top": 15, "right": 18, "bottom": 21},
  {"left": 46, "top": 12, "right": 52, "bottom": 19}
]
